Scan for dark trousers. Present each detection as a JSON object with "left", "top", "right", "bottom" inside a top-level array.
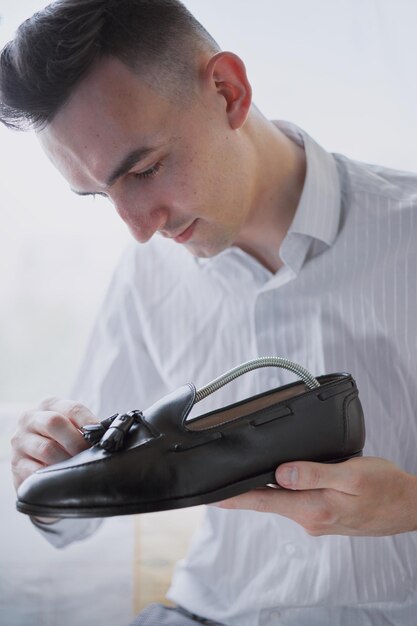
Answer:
[{"left": 129, "top": 603, "right": 224, "bottom": 625}]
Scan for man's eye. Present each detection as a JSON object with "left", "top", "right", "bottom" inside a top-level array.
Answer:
[{"left": 134, "top": 162, "right": 163, "bottom": 180}]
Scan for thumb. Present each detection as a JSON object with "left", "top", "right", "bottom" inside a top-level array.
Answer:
[{"left": 276, "top": 460, "right": 352, "bottom": 492}]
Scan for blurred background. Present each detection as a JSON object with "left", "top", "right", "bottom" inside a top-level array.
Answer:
[{"left": 1, "top": 0, "right": 417, "bottom": 407}]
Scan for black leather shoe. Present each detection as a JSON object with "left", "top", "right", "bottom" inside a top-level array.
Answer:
[{"left": 16, "top": 357, "right": 365, "bottom": 518}]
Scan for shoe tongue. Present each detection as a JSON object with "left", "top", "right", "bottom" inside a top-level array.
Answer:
[{"left": 143, "top": 383, "right": 196, "bottom": 434}]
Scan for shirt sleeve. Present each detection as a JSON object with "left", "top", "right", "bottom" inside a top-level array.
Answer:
[
  {"left": 31, "top": 244, "right": 169, "bottom": 547},
  {"left": 30, "top": 516, "right": 103, "bottom": 549}
]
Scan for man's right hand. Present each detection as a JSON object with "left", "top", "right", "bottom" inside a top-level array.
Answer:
[{"left": 11, "top": 397, "right": 98, "bottom": 492}]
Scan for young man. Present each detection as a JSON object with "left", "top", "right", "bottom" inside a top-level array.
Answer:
[{"left": 3, "top": 1, "right": 417, "bottom": 624}]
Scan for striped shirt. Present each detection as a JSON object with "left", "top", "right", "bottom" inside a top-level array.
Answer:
[{"left": 37, "top": 122, "right": 417, "bottom": 625}]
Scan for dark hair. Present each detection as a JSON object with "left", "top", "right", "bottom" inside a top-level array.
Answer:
[{"left": 0, "top": 0, "right": 220, "bottom": 131}]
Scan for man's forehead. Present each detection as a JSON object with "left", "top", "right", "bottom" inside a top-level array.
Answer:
[
  {"left": 37, "top": 57, "right": 175, "bottom": 187},
  {"left": 43, "top": 56, "right": 174, "bottom": 140},
  {"left": 65, "top": 55, "right": 158, "bottom": 107}
]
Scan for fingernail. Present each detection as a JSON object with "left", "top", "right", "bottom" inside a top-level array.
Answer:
[{"left": 278, "top": 466, "right": 298, "bottom": 488}]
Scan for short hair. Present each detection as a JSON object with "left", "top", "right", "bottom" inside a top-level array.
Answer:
[{"left": 0, "top": 0, "right": 220, "bottom": 131}]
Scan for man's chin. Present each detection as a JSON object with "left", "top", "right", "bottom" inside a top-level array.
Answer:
[{"left": 183, "top": 239, "right": 230, "bottom": 259}]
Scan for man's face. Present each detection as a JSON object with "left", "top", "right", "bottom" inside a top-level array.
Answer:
[{"left": 39, "top": 56, "right": 254, "bottom": 257}]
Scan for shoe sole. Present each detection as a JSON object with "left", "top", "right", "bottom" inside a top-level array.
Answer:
[{"left": 16, "top": 450, "right": 363, "bottom": 518}]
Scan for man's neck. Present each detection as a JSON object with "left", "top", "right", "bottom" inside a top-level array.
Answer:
[{"left": 235, "top": 116, "right": 306, "bottom": 273}]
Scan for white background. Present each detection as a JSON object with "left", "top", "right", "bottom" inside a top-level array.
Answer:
[{"left": 1, "top": 0, "right": 416, "bottom": 404}]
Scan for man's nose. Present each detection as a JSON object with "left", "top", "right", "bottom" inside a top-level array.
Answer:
[{"left": 112, "top": 196, "right": 167, "bottom": 243}]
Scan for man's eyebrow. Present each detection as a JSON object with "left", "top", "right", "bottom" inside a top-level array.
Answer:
[
  {"left": 105, "top": 145, "right": 157, "bottom": 187},
  {"left": 70, "top": 145, "right": 158, "bottom": 196}
]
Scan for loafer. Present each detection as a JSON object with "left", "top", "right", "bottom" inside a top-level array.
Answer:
[{"left": 16, "top": 357, "right": 365, "bottom": 518}]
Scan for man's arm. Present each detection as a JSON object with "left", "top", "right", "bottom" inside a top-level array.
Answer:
[
  {"left": 11, "top": 244, "right": 169, "bottom": 546},
  {"left": 215, "top": 456, "right": 417, "bottom": 536}
]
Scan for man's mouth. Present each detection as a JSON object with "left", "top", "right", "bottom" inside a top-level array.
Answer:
[{"left": 162, "top": 220, "right": 197, "bottom": 244}]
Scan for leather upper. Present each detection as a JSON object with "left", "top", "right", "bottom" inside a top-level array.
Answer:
[{"left": 17, "top": 372, "right": 365, "bottom": 516}]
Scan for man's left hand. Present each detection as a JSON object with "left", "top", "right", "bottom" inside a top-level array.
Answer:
[{"left": 214, "top": 457, "right": 417, "bottom": 536}]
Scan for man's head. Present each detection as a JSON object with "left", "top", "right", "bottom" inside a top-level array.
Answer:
[
  {"left": 0, "top": 0, "right": 261, "bottom": 257},
  {"left": 0, "top": 0, "right": 220, "bottom": 130}
]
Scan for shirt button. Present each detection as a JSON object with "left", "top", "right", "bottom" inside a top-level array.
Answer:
[
  {"left": 269, "top": 610, "right": 282, "bottom": 622},
  {"left": 285, "top": 543, "right": 296, "bottom": 555}
]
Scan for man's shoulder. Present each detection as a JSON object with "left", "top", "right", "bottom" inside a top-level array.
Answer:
[{"left": 335, "top": 153, "right": 417, "bottom": 207}]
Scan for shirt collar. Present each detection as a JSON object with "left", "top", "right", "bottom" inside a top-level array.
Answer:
[
  {"left": 275, "top": 120, "right": 341, "bottom": 248},
  {"left": 195, "top": 121, "right": 342, "bottom": 274}
]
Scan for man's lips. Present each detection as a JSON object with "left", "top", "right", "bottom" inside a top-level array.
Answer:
[{"left": 162, "top": 220, "right": 197, "bottom": 244}]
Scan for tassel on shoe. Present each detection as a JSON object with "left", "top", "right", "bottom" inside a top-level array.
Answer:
[
  {"left": 97, "top": 410, "right": 144, "bottom": 452},
  {"left": 82, "top": 413, "right": 119, "bottom": 446}
]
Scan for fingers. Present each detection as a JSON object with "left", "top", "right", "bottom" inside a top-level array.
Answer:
[
  {"left": 213, "top": 487, "right": 286, "bottom": 515},
  {"left": 215, "top": 458, "right": 367, "bottom": 531},
  {"left": 25, "top": 410, "right": 89, "bottom": 457},
  {"left": 275, "top": 458, "right": 364, "bottom": 495},
  {"left": 11, "top": 431, "right": 72, "bottom": 491},
  {"left": 215, "top": 459, "right": 360, "bottom": 518},
  {"left": 10, "top": 454, "right": 45, "bottom": 491},
  {"left": 37, "top": 397, "right": 98, "bottom": 430},
  {"left": 214, "top": 485, "right": 348, "bottom": 535},
  {"left": 11, "top": 397, "right": 99, "bottom": 492},
  {"left": 214, "top": 485, "right": 312, "bottom": 517},
  {"left": 13, "top": 431, "right": 71, "bottom": 465},
  {"left": 215, "top": 458, "right": 417, "bottom": 536}
]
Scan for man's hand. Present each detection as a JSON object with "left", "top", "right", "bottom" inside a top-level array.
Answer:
[
  {"left": 11, "top": 397, "right": 97, "bottom": 492},
  {"left": 214, "top": 457, "right": 417, "bottom": 536}
]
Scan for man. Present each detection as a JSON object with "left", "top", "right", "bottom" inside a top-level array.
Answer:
[{"left": 3, "top": 1, "right": 417, "bottom": 624}]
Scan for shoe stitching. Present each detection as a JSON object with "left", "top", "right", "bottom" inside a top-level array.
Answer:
[
  {"left": 185, "top": 374, "right": 352, "bottom": 431},
  {"left": 171, "top": 431, "right": 223, "bottom": 452},
  {"left": 39, "top": 382, "right": 360, "bottom": 474},
  {"left": 38, "top": 435, "right": 157, "bottom": 473},
  {"left": 40, "top": 386, "right": 196, "bottom": 474},
  {"left": 342, "top": 389, "right": 359, "bottom": 455},
  {"left": 179, "top": 382, "right": 197, "bottom": 427}
]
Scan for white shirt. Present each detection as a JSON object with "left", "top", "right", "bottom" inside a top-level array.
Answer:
[{"left": 36, "top": 122, "right": 417, "bottom": 625}]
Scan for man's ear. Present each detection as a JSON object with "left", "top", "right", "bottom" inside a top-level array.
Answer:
[{"left": 202, "top": 51, "right": 252, "bottom": 130}]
